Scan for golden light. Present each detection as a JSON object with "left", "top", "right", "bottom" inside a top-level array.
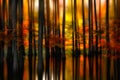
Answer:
[{"left": 34, "top": 0, "right": 39, "bottom": 10}]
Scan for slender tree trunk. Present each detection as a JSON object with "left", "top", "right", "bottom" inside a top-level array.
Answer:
[
  {"left": 82, "top": 0, "right": 86, "bottom": 55},
  {"left": 62, "top": 0, "right": 65, "bottom": 58},
  {"left": 18, "top": 0, "right": 25, "bottom": 80},
  {"left": 32, "top": 1, "right": 37, "bottom": 80},
  {"left": 82, "top": 0, "right": 86, "bottom": 80},
  {"left": 56, "top": 0, "right": 61, "bottom": 58},
  {"left": 46, "top": 0, "right": 50, "bottom": 58},
  {"left": 28, "top": 0, "right": 33, "bottom": 80},
  {"left": 94, "top": 0, "right": 98, "bottom": 55},
  {"left": 106, "top": 0, "right": 111, "bottom": 80},
  {"left": 0, "top": 0, "right": 5, "bottom": 79},
  {"left": 88, "top": 0, "right": 92, "bottom": 56},
  {"left": 7, "top": 0, "right": 13, "bottom": 79},
  {"left": 99, "top": 0, "right": 102, "bottom": 79},
  {"left": 93, "top": 0, "right": 99, "bottom": 79},
  {"left": 38, "top": 0, "right": 44, "bottom": 79},
  {"left": 115, "top": 0, "right": 120, "bottom": 79},
  {"left": 74, "top": 0, "right": 80, "bottom": 56},
  {"left": 71, "top": 0, "right": 75, "bottom": 56},
  {"left": 88, "top": 0, "right": 94, "bottom": 80},
  {"left": 10, "top": 0, "right": 18, "bottom": 79}
]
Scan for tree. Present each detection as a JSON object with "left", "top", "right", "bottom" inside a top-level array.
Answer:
[{"left": 38, "top": 0, "right": 44, "bottom": 79}]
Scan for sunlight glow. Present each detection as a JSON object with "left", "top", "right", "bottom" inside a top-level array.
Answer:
[{"left": 35, "top": 0, "right": 39, "bottom": 10}]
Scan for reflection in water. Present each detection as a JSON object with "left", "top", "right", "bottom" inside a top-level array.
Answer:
[{"left": 1, "top": 53, "right": 120, "bottom": 80}]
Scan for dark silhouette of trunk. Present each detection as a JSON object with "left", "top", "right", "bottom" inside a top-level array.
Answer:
[
  {"left": 38, "top": 0, "right": 44, "bottom": 79},
  {"left": 99, "top": 0, "right": 102, "bottom": 79},
  {"left": 74, "top": 0, "right": 80, "bottom": 56},
  {"left": 82, "top": 1, "right": 86, "bottom": 80},
  {"left": 56, "top": 0, "right": 62, "bottom": 58},
  {"left": 51, "top": 3, "right": 55, "bottom": 57},
  {"left": 88, "top": 0, "right": 93, "bottom": 56},
  {"left": 71, "top": 0, "right": 75, "bottom": 56},
  {"left": 45, "top": 55, "right": 50, "bottom": 80},
  {"left": 7, "top": 0, "right": 13, "bottom": 79},
  {"left": 75, "top": 56, "right": 80, "bottom": 80},
  {"left": 0, "top": 0, "right": 6, "bottom": 79},
  {"left": 115, "top": 0, "right": 120, "bottom": 79},
  {"left": 94, "top": 0, "right": 98, "bottom": 55},
  {"left": 54, "top": 0, "right": 61, "bottom": 58},
  {"left": 88, "top": 57, "right": 94, "bottom": 80},
  {"left": 28, "top": 0, "right": 33, "bottom": 80},
  {"left": 88, "top": 1, "right": 94, "bottom": 80},
  {"left": 93, "top": 0, "right": 99, "bottom": 79},
  {"left": 46, "top": 0, "right": 50, "bottom": 58},
  {"left": 106, "top": 0, "right": 111, "bottom": 80},
  {"left": 62, "top": 0, "right": 65, "bottom": 58},
  {"left": 0, "top": 41, "right": 4, "bottom": 80},
  {"left": 74, "top": 0, "right": 77, "bottom": 55},
  {"left": 11, "top": 0, "right": 18, "bottom": 79},
  {"left": 18, "top": 0, "right": 25, "bottom": 79},
  {"left": 82, "top": 0, "right": 86, "bottom": 55},
  {"left": 99, "top": 0, "right": 102, "bottom": 55},
  {"left": 32, "top": 1, "right": 37, "bottom": 79},
  {"left": 62, "top": 58, "right": 65, "bottom": 80}
]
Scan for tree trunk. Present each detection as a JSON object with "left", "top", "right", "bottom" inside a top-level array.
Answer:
[{"left": 38, "top": 0, "right": 44, "bottom": 79}]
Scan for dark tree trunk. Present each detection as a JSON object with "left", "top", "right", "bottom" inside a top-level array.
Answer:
[
  {"left": 82, "top": 0, "right": 86, "bottom": 80},
  {"left": 28, "top": 0, "right": 33, "bottom": 79},
  {"left": 82, "top": 0, "right": 86, "bottom": 55},
  {"left": 93, "top": 0, "right": 99, "bottom": 79},
  {"left": 71, "top": 0, "right": 75, "bottom": 56},
  {"left": 11, "top": 0, "right": 18, "bottom": 79},
  {"left": 38, "top": 0, "right": 44, "bottom": 79},
  {"left": 46, "top": 0, "right": 50, "bottom": 58},
  {"left": 18, "top": 0, "right": 25, "bottom": 79},
  {"left": 74, "top": 0, "right": 80, "bottom": 57},
  {"left": 106, "top": 0, "right": 111, "bottom": 80},
  {"left": 6, "top": 0, "right": 14, "bottom": 79},
  {"left": 0, "top": 0, "right": 6, "bottom": 79},
  {"left": 62, "top": 0, "right": 66, "bottom": 58},
  {"left": 88, "top": 0, "right": 92, "bottom": 56},
  {"left": 99, "top": 0, "right": 102, "bottom": 79}
]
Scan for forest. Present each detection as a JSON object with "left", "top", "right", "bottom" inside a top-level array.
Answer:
[{"left": 0, "top": 0, "right": 120, "bottom": 80}]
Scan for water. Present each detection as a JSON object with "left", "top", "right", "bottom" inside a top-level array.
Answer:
[{"left": 1, "top": 53, "right": 120, "bottom": 80}]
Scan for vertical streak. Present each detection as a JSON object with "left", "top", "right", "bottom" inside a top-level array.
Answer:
[
  {"left": 82, "top": 0, "right": 86, "bottom": 80},
  {"left": 32, "top": 1, "right": 37, "bottom": 80},
  {"left": 7, "top": 0, "right": 13, "bottom": 79},
  {"left": 46, "top": 0, "right": 50, "bottom": 57},
  {"left": 94, "top": 0, "right": 98, "bottom": 54},
  {"left": 82, "top": 0, "right": 86, "bottom": 55},
  {"left": 18, "top": 0, "right": 25, "bottom": 80},
  {"left": 11, "top": 0, "right": 18, "bottom": 79},
  {"left": 72, "top": 0, "right": 75, "bottom": 56},
  {"left": 0, "top": 0, "right": 5, "bottom": 79},
  {"left": 62, "top": 0, "right": 65, "bottom": 58},
  {"left": 28, "top": 0, "right": 33, "bottom": 80},
  {"left": 93, "top": 0, "right": 99, "bottom": 79},
  {"left": 106, "top": 0, "right": 111, "bottom": 80},
  {"left": 99, "top": 0, "right": 102, "bottom": 80},
  {"left": 38, "top": 0, "right": 44, "bottom": 79},
  {"left": 88, "top": 0, "right": 93, "bottom": 80}
]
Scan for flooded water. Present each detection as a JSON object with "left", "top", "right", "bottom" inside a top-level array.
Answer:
[{"left": 1, "top": 54, "right": 120, "bottom": 80}]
